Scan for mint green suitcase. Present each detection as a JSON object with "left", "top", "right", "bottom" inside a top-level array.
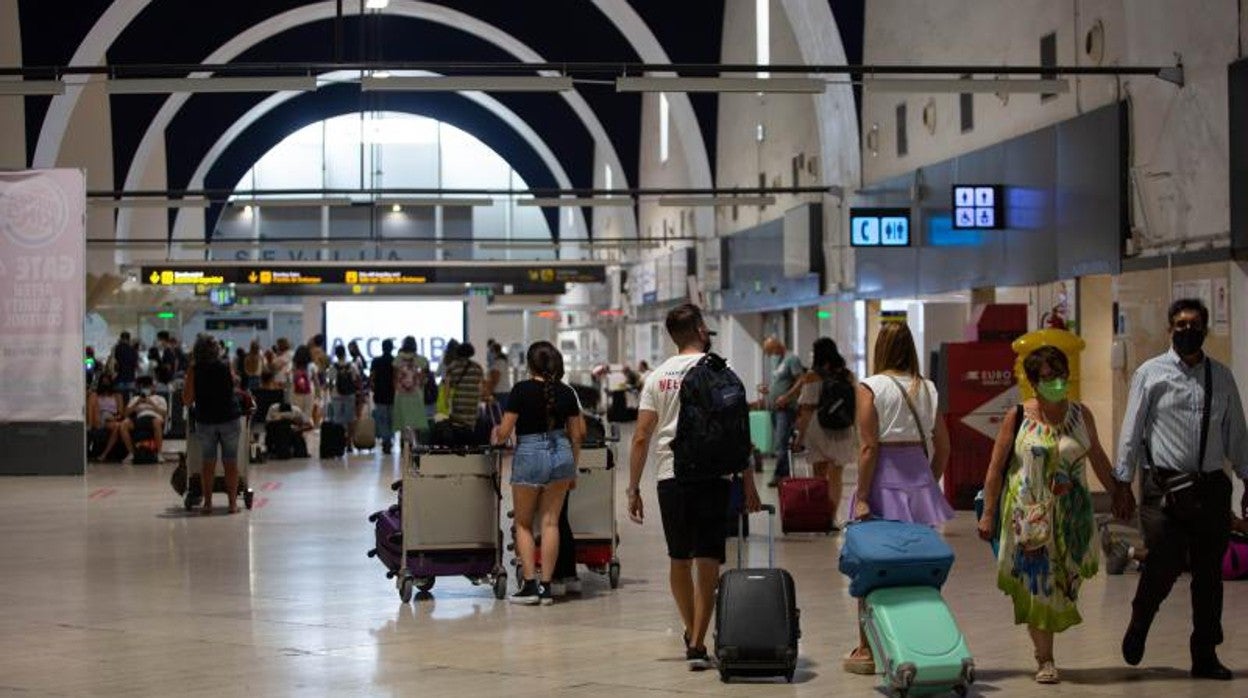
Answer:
[
  {"left": 749, "top": 410, "right": 772, "bottom": 453},
  {"left": 862, "top": 586, "right": 974, "bottom": 697}
]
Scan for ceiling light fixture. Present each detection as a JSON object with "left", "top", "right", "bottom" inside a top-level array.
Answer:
[
  {"left": 657, "top": 195, "right": 776, "bottom": 207},
  {"left": 0, "top": 79, "right": 66, "bottom": 96},
  {"left": 365, "top": 0, "right": 390, "bottom": 8},
  {"left": 106, "top": 76, "right": 318, "bottom": 94},
  {"left": 361, "top": 76, "right": 574, "bottom": 92},
  {"left": 616, "top": 76, "right": 826, "bottom": 93},
  {"left": 89, "top": 198, "right": 210, "bottom": 209},
  {"left": 229, "top": 197, "right": 353, "bottom": 208},
  {"left": 863, "top": 77, "right": 1071, "bottom": 94},
  {"left": 372, "top": 197, "right": 495, "bottom": 207},
  {"left": 518, "top": 198, "right": 634, "bottom": 208}
]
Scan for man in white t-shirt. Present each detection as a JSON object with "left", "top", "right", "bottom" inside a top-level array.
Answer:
[{"left": 627, "top": 303, "right": 761, "bottom": 671}]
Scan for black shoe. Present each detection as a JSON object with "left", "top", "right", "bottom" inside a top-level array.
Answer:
[
  {"left": 767, "top": 479, "right": 782, "bottom": 488},
  {"left": 538, "top": 582, "right": 554, "bottom": 606},
  {"left": 509, "top": 579, "right": 540, "bottom": 606},
  {"left": 686, "top": 645, "right": 712, "bottom": 671},
  {"left": 1191, "top": 658, "right": 1233, "bottom": 681},
  {"left": 1122, "top": 619, "right": 1151, "bottom": 666}
]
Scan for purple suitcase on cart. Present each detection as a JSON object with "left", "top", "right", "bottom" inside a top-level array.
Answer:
[{"left": 367, "top": 503, "right": 501, "bottom": 599}]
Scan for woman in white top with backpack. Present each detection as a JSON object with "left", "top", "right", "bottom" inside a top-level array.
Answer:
[{"left": 844, "top": 320, "right": 954, "bottom": 674}]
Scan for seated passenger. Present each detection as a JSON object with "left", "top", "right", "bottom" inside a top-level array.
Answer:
[
  {"left": 88, "top": 375, "right": 127, "bottom": 460},
  {"left": 121, "top": 375, "right": 168, "bottom": 459}
]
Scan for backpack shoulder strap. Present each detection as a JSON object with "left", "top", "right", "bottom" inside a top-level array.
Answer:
[{"left": 885, "top": 374, "right": 930, "bottom": 459}]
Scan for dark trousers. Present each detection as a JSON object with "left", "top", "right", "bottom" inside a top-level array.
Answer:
[
  {"left": 772, "top": 406, "right": 797, "bottom": 478},
  {"left": 553, "top": 493, "right": 577, "bottom": 579},
  {"left": 1133, "top": 470, "right": 1232, "bottom": 657}
]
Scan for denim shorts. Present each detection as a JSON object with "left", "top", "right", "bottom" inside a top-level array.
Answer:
[
  {"left": 511, "top": 431, "right": 576, "bottom": 487},
  {"left": 197, "top": 419, "right": 241, "bottom": 464}
]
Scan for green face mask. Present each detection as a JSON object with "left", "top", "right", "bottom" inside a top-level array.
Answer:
[{"left": 1036, "top": 377, "right": 1069, "bottom": 403}]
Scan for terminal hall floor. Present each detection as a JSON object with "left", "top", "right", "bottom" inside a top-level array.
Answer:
[{"left": 1, "top": 429, "right": 1245, "bottom": 697}]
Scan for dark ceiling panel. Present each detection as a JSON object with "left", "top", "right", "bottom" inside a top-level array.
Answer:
[{"left": 198, "top": 82, "right": 568, "bottom": 240}]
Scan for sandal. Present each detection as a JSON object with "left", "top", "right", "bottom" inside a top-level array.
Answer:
[
  {"left": 842, "top": 647, "right": 876, "bottom": 675},
  {"left": 1035, "top": 658, "right": 1060, "bottom": 684}
]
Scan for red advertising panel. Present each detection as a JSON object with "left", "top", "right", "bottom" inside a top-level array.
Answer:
[{"left": 941, "top": 342, "right": 1019, "bottom": 510}]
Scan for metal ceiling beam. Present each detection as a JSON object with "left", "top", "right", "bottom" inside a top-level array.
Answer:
[{"left": 86, "top": 185, "right": 835, "bottom": 200}]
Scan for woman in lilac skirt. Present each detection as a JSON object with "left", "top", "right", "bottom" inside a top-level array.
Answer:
[{"left": 844, "top": 320, "right": 954, "bottom": 674}]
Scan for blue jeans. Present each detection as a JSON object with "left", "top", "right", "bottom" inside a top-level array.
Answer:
[
  {"left": 772, "top": 407, "right": 796, "bottom": 478},
  {"left": 372, "top": 403, "right": 393, "bottom": 447},
  {"left": 511, "top": 431, "right": 576, "bottom": 487}
]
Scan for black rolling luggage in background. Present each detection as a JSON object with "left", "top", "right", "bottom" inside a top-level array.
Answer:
[
  {"left": 320, "top": 422, "right": 347, "bottom": 458},
  {"left": 714, "top": 504, "right": 800, "bottom": 683}
]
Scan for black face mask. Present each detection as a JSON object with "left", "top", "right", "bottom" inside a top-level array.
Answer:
[{"left": 1172, "top": 328, "right": 1206, "bottom": 356}]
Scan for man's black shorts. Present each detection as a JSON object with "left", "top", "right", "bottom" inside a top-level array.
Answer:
[{"left": 657, "top": 477, "right": 730, "bottom": 562}]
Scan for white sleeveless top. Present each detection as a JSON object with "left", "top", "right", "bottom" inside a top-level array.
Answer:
[{"left": 860, "top": 374, "right": 939, "bottom": 445}]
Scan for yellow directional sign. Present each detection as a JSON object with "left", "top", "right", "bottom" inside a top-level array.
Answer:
[
  {"left": 259, "top": 271, "right": 272, "bottom": 284},
  {"left": 149, "top": 271, "right": 160, "bottom": 284},
  {"left": 248, "top": 271, "right": 258, "bottom": 283},
  {"left": 160, "top": 270, "right": 174, "bottom": 285},
  {"left": 345, "top": 271, "right": 359, "bottom": 284}
]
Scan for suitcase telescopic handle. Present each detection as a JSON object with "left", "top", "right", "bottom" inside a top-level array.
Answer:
[{"left": 736, "top": 502, "right": 777, "bottom": 570}]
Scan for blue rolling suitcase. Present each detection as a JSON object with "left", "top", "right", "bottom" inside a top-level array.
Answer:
[{"left": 838, "top": 519, "right": 954, "bottom": 597}]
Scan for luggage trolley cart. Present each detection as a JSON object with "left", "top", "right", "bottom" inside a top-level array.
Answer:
[
  {"left": 392, "top": 436, "right": 507, "bottom": 603},
  {"left": 172, "top": 414, "right": 255, "bottom": 511},
  {"left": 509, "top": 433, "right": 622, "bottom": 589}
]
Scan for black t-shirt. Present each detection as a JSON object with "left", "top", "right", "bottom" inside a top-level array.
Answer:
[
  {"left": 370, "top": 354, "right": 395, "bottom": 405},
  {"left": 505, "top": 379, "right": 579, "bottom": 436},
  {"left": 193, "top": 360, "right": 238, "bottom": 424},
  {"left": 114, "top": 342, "right": 138, "bottom": 382}
]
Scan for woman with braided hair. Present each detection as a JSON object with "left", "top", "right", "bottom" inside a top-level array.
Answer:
[{"left": 492, "top": 341, "right": 586, "bottom": 605}]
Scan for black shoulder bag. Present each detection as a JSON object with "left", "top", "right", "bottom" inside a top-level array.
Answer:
[{"left": 1149, "top": 359, "right": 1212, "bottom": 520}]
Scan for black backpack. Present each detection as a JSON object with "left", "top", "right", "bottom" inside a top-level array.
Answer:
[
  {"left": 815, "top": 369, "right": 856, "bottom": 430},
  {"left": 671, "top": 353, "right": 751, "bottom": 480},
  {"left": 334, "top": 365, "right": 358, "bottom": 396}
]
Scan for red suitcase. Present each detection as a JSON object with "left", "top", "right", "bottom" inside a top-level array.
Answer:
[{"left": 778, "top": 452, "right": 833, "bottom": 533}]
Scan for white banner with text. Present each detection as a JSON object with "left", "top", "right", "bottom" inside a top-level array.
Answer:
[{"left": 0, "top": 170, "right": 86, "bottom": 421}]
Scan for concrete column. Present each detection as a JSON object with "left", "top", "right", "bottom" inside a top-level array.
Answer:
[
  {"left": 1079, "top": 274, "right": 1115, "bottom": 492},
  {"left": 0, "top": 0, "right": 24, "bottom": 168}
]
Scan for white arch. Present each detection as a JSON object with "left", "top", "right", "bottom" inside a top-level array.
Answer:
[
  {"left": 174, "top": 71, "right": 578, "bottom": 240},
  {"left": 31, "top": 0, "right": 153, "bottom": 168},
  {"left": 101, "top": 1, "right": 631, "bottom": 242},
  {"left": 591, "top": 0, "right": 714, "bottom": 239},
  {"left": 780, "top": 0, "right": 860, "bottom": 290}
]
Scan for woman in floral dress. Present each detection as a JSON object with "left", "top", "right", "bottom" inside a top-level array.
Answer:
[{"left": 978, "top": 346, "right": 1118, "bottom": 685}]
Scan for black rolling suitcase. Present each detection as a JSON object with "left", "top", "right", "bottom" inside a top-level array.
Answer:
[
  {"left": 320, "top": 422, "right": 347, "bottom": 458},
  {"left": 715, "top": 503, "right": 800, "bottom": 683}
]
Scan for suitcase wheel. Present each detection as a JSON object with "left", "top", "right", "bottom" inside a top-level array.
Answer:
[
  {"left": 398, "top": 575, "right": 414, "bottom": 603},
  {"left": 415, "top": 577, "right": 435, "bottom": 593},
  {"left": 608, "top": 562, "right": 621, "bottom": 589}
]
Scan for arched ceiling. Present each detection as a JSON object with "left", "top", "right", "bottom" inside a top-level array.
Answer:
[{"left": 15, "top": 1, "right": 863, "bottom": 241}]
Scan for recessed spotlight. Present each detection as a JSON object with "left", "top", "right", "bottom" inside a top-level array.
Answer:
[{"left": 391, "top": 204, "right": 401, "bottom": 213}]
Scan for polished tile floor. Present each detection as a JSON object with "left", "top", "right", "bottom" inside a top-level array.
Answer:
[{"left": 1, "top": 430, "right": 1245, "bottom": 697}]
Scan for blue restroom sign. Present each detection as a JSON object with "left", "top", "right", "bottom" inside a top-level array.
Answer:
[
  {"left": 850, "top": 208, "right": 911, "bottom": 247},
  {"left": 952, "top": 184, "right": 1004, "bottom": 230}
]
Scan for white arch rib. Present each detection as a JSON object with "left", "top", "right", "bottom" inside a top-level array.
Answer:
[{"left": 32, "top": 0, "right": 153, "bottom": 168}]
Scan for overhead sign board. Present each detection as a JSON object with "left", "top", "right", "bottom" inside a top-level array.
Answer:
[
  {"left": 952, "top": 185, "right": 1004, "bottom": 229},
  {"left": 849, "top": 208, "right": 911, "bottom": 247},
  {"left": 139, "top": 263, "right": 606, "bottom": 287}
]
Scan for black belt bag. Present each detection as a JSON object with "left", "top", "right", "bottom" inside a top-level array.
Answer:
[{"left": 1151, "top": 469, "right": 1210, "bottom": 520}]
